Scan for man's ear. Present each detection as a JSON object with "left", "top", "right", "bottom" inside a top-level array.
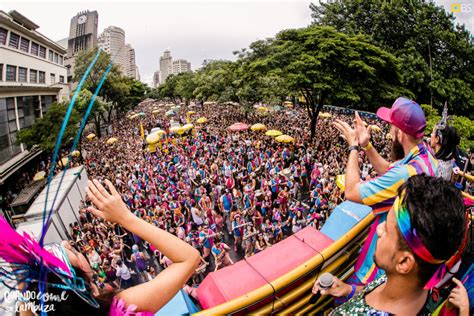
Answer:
[
  {"left": 395, "top": 250, "right": 416, "bottom": 275},
  {"left": 397, "top": 128, "right": 404, "bottom": 143}
]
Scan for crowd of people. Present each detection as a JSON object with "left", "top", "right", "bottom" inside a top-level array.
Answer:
[
  {"left": 67, "top": 100, "right": 391, "bottom": 294},
  {"left": 0, "top": 93, "right": 471, "bottom": 316}
]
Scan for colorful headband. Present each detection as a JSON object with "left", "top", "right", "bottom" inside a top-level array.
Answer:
[{"left": 394, "top": 194, "right": 468, "bottom": 290}]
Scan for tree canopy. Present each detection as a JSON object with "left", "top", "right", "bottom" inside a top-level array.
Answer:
[
  {"left": 17, "top": 102, "right": 80, "bottom": 152},
  {"left": 310, "top": 0, "right": 474, "bottom": 118},
  {"left": 73, "top": 48, "right": 147, "bottom": 136}
]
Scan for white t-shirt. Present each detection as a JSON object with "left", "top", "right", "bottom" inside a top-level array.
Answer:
[{"left": 116, "top": 264, "right": 131, "bottom": 280}]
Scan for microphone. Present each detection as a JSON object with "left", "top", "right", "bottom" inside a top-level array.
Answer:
[{"left": 309, "top": 272, "right": 334, "bottom": 304}]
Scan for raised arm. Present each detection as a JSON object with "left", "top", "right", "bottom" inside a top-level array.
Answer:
[
  {"left": 354, "top": 112, "right": 390, "bottom": 174},
  {"left": 86, "top": 179, "right": 200, "bottom": 313}
]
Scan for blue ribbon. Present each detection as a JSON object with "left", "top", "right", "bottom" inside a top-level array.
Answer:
[{"left": 40, "top": 48, "right": 102, "bottom": 246}]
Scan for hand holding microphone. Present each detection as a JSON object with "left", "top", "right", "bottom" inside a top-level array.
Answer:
[{"left": 310, "top": 273, "right": 354, "bottom": 304}]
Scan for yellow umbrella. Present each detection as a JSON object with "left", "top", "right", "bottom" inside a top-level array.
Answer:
[
  {"left": 33, "top": 171, "right": 46, "bottom": 181},
  {"left": 146, "top": 133, "right": 161, "bottom": 144},
  {"left": 275, "top": 135, "right": 295, "bottom": 143},
  {"left": 197, "top": 117, "right": 208, "bottom": 124},
  {"left": 152, "top": 109, "right": 160, "bottom": 114},
  {"left": 106, "top": 137, "right": 118, "bottom": 145},
  {"left": 318, "top": 112, "right": 332, "bottom": 118},
  {"left": 336, "top": 174, "right": 345, "bottom": 191},
  {"left": 86, "top": 133, "right": 96, "bottom": 140},
  {"left": 170, "top": 126, "right": 185, "bottom": 134},
  {"left": 257, "top": 107, "right": 268, "bottom": 112},
  {"left": 370, "top": 125, "right": 382, "bottom": 132},
  {"left": 155, "top": 129, "right": 166, "bottom": 135},
  {"left": 71, "top": 150, "right": 80, "bottom": 157},
  {"left": 129, "top": 114, "right": 139, "bottom": 119},
  {"left": 187, "top": 111, "right": 196, "bottom": 115},
  {"left": 251, "top": 123, "right": 267, "bottom": 131},
  {"left": 265, "top": 129, "right": 283, "bottom": 137},
  {"left": 182, "top": 123, "right": 194, "bottom": 130},
  {"left": 60, "top": 157, "right": 69, "bottom": 166}
]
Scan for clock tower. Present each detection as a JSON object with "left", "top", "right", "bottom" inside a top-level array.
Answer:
[
  {"left": 65, "top": 10, "right": 98, "bottom": 83},
  {"left": 67, "top": 10, "right": 98, "bottom": 58}
]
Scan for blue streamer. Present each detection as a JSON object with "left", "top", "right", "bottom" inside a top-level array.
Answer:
[
  {"left": 41, "top": 62, "right": 114, "bottom": 245},
  {"left": 37, "top": 49, "right": 101, "bottom": 316},
  {"left": 40, "top": 48, "right": 102, "bottom": 246},
  {"left": 35, "top": 42, "right": 125, "bottom": 314}
]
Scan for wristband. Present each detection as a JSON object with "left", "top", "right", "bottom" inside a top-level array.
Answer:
[
  {"left": 361, "top": 142, "right": 373, "bottom": 151},
  {"left": 347, "top": 284, "right": 356, "bottom": 299},
  {"left": 347, "top": 145, "right": 360, "bottom": 154}
]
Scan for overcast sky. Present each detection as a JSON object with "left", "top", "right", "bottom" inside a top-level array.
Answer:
[{"left": 1, "top": 0, "right": 471, "bottom": 86}]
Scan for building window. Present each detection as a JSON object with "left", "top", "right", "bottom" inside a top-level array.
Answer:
[
  {"left": 50, "top": 73, "right": 55, "bottom": 84},
  {"left": 33, "top": 96, "right": 41, "bottom": 119},
  {"left": 38, "top": 71, "right": 45, "bottom": 83},
  {"left": 49, "top": 50, "right": 53, "bottom": 61},
  {"left": 39, "top": 46, "right": 46, "bottom": 58},
  {"left": 59, "top": 56, "right": 64, "bottom": 65},
  {"left": 21, "top": 96, "right": 35, "bottom": 128},
  {"left": 54, "top": 53, "right": 58, "bottom": 63},
  {"left": 0, "top": 64, "right": 3, "bottom": 81},
  {"left": 20, "top": 37, "right": 29, "bottom": 52},
  {"left": 31, "top": 42, "right": 39, "bottom": 56},
  {"left": 30, "top": 69, "right": 37, "bottom": 83},
  {"left": 42, "top": 95, "right": 54, "bottom": 112},
  {"left": 18, "top": 67, "right": 27, "bottom": 82},
  {"left": 0, "top": 97, "right": 21, "bottom": 162},
  {"left": 6, "top": 65, "right": 16, "bottom": 82},
  {"left": 59, "top": 75, "right": 64, "bottom": 83},
  {"left": 8, "top": 32, "right": 19, "bottom": 49},
  {"left": 0, "top": 28, "right": 7, "bottom": 45}
]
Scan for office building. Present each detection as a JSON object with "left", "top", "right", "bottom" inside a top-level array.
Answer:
[{"left": 0, "top": 10, "right": 68, "bottom": 185}]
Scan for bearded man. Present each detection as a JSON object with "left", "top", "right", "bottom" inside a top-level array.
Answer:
[{"left": 333, "top": 97, "right": 438, "bottom": 287}]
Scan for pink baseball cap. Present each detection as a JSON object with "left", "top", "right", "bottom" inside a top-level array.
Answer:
[{"left": 376, "top": 97, "right": 426, "bottom": 138}]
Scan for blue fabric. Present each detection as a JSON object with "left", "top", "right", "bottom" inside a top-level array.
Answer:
[
  {"left": 320, "top": 201, "right": 372, "bottom": 240},
  {"left": 155, "top": 289, "right": 200, "bottom": 315}
]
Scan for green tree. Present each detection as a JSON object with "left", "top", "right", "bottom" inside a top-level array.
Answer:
[
  {"left": 76, "top": 89, "right": 111, "bottom": 138},
  {"left": 247, "top": 26, "right": 408, "bottom": 139},
  {"left": 73, "top": 48, "right": 146, "bottom": 135},
  {"left": 174, "top": 72, "right": 197, "bottom": 105},
  {"left": 157, "top": 74, "right": 180, "bottom": 102},
  {"left": 17, "top": 102, "right": 80, "bottom": 152},
  {"left": 193, "top": 60, "right": 238, "bottom": 103},
  {"left": 310, "top": 0, "right": 474, "bottom": 118}
]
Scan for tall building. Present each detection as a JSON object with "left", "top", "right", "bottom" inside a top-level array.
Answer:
[
  {"left": 152, "top": 70, "right": 160, "bottom": 88},
  {"left": 159, "top": 50, "right": 172, "bottom": 83},
  {"left": 98, "top": 26, "right": 127, "bottom": 74},
  {"left": 98, "top": 27, "right": 139, "bottom": 79},
  {"left": 0, "top": 10, "right": 68, "bottom": 188},
  {"left": 65, "top": 10, "right": 98, "bottom": 82},
  {"left": 172, "top": 59, "right": 191, "bottom": 75},
  {"left": 125, "top": 43, "right": 139, "bottom": 79}
]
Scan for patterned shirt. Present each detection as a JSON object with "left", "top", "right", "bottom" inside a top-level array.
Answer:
[
  {"left": 330, "top": 274, "right": 432, "bottom": 315},
  {"left": 354, "top": 143, "right": 438, "bottom": 285}
]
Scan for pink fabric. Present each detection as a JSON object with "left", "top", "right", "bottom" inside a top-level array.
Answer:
[
  {"left": 109, "top": 297, "right": 154, "bottom": 316},
  {"left": 0, "top": 216, "right": 72, "bottom": 277}
]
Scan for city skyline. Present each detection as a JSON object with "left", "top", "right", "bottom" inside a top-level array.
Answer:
[{"left": 0, "top": 0, "right": 471, "bottom": 86}]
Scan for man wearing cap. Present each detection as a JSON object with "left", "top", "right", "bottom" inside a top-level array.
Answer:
[{"left": 333, "top": 97, "right": 438, "bottom": 287}]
